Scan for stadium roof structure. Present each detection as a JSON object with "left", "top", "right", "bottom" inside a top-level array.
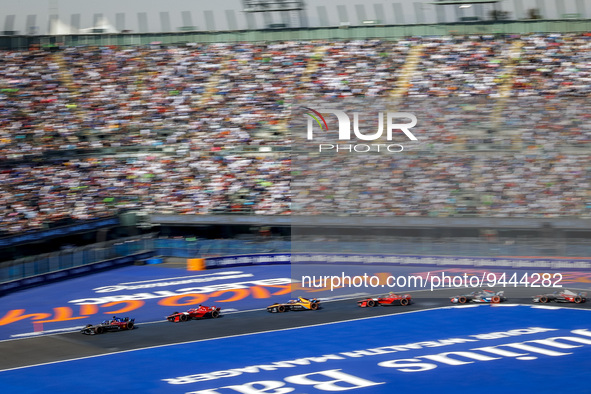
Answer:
[
  {"left": 430, "top": 0, "right": 500, "bottom": 4},
  {"left": 78, "top": 17, "right": 118, "bottom": 34},
  {"left": 242, "top": 0, "right": 305, "bottom": 13}
]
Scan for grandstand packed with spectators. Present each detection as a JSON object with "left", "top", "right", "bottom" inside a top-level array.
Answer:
[
  {"left": 292, "top": 152, "right": 589, "bottom": 217},
  {"left": 0, "top": 33, "right": 590, "bottom": 234}
]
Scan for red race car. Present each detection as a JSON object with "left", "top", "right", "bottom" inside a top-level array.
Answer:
[
  {"left": 166, "top": 305, "right": 221, "bottom": 322},
  {"left": 358, "top": 292, "right": 412, "bottom": 307}
]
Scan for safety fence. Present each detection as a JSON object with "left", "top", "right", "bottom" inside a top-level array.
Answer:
[
  {"left": 0, "top": 251, "right": 154, "bottom": 296},
  {"left": 0, "top": 235, "right": 154, "bottom": 284},
  {"left": 1, "top": 236, "right": 589, "bottom": 288},
  {"left": 153, "top": 238, "right": 290, "bottom": 258}
]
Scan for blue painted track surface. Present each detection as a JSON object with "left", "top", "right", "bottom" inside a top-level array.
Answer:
[
  {"left": 2, "top": 305, "right": 591, "bottom": 393},
  {"left": 3, "top": 262, "right": 591, "bottom": 339},
  {"left": 0, "top": 265, "right": 292, "bottom": 340}
]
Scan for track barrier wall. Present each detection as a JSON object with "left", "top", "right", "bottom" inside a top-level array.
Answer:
[
  {"left": 0, "top": 236, "right": 156, "bottom": 283},
  {"left": 2, "top": 238, "right": 589, "bottom": 297},
  {"left": 0, "top": 250, "right": 154, "bottom": 296},
  {"left": 206, "top": 253, "right": 591, "bottom": 270}
]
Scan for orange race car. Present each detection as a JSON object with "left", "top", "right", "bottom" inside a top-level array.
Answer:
[{"left": 267, "top": 296, "right": 320, "bottom": 313}]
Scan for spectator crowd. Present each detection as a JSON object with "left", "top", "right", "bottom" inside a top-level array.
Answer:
[{"left": 0, "top": 33, "right": 590, "bottom": 234}]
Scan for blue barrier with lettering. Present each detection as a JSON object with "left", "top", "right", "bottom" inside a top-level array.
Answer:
[{"left": 207, "top": 252, "right": 591, "bottom": 270}]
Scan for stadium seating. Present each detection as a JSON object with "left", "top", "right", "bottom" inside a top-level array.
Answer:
[{"left": 0, "top": 34, "right": 589, "bottom": 233}]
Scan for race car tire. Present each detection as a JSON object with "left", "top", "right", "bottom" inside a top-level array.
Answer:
[
  {"left": 310, "top": 302, "right": 319, "bottom": 310},
  {"left": 367, "top": 300, "right": 376, "bottom": 307},
  {"left": 126, "top": 322, "right": 134, "bottom": 330},
  {"left": 277, "top": 305, "right": 286, "bottom": 313},
  {"left": 180, "top": 314, "right": 188, "bottom": 322},
  {"left": 211, "top": 310, "right": 220, "bottom": 318},
  {"left": 539, "top": 296, "right": 549, "bottom": 303},
  {"left": 95, "top": 327, "right": 104, "bottom": 334},
  {"left": 400, "top": 298, "right": 409, "bottom": 306},
  {"left": 574, "top": 296, "right": 583, "bottom": 304},
  {"left": 492, "top": 296, "right": 501, "bottom": 303},
  {"left": 458, "top": 296, "right": 467, "bottom": 304}
]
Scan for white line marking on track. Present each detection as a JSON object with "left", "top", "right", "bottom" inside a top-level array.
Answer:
[
  {"left": 531, "top": 305, "right": 566, "bottom": 310},
  {"left": 0, "top": 294, "right": 379, "bottom": 342},
  {"left": 2, "top": 287, "right": 589, "bottom": 342},
  {"left": 114, "top": 270, "right": 248, "bottom": 285},
  {"left": 3, "top": 303, "right": 589, "bottom": 373},
  {"left": 0, "top": 306, "right": 453, "bottom": 372},
  {"left": 9, "top": 326, "right": 87, "bottom": 338}
]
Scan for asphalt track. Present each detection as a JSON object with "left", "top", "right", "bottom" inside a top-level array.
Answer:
[{"left": 2, "top": 286, "right": 590, "bottom": 371}]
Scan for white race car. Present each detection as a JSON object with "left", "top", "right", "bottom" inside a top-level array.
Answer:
[
  {"left": 451, "top": 289, "right": 506, "bottom": 304},
  {"left": 533, "top": 289, "right": 586, "bottom": 304}
]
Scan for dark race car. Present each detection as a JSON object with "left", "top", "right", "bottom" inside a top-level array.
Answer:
[
  {"left": 80, "top": 316, "right": 135, "bottom": 335},
  {"left": 358, "top": 292, "right": 412, "bottom": 307},
  {"left": 267, "top": 297, "right": 320, "bottom": 313},
  {"left": 533, "top": 289, "right": 587, "bottom": 304},
  {"left": 166, "top": 305, "right": 221, "bottom": 322},
  {"left": 450, "top": 289, "right": 506, "bottom": 304}
]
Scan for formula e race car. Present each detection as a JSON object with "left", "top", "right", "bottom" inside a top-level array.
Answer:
[
  {"left": 80, "top": 316, "right": 135, "bottom": 335},
  {"left": 166, "top": 305, "right": 221, "bottom": 322},
  {"left": 450, "top": 289, "right": 506, "bottom": 304},
  {"left": 267, "top": 297, "right": 320, "bottom": 313},
  {"left": 358, "top": 292, "right": 412, "bottom": 307},
  {"left": 533, "top": 289, "right": 587, "bottom": 304}
]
